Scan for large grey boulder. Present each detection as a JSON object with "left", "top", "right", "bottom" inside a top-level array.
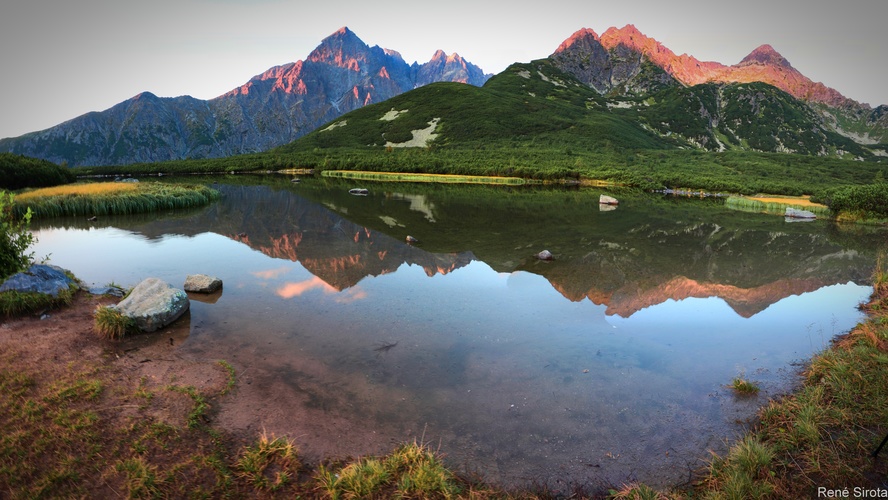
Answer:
[
  {"left": 112, "top": 278, "right": 189, "bottom": 332},
  {"left": 0, "top": 264, "right": 77, "bottom": 297},
  {"left": 184, "top": 274, "right": 223, "bottom": 293}
]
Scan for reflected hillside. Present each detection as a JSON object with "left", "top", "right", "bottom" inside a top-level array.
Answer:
[
  {"left": 291, "top": 178, "right": 885, "bottom": 317},
  {"left": 34, "top": 177, "right": 886, "bottom": 316},
  {"left": 34, "top": 182, "right": 476, "bottom": 291}
]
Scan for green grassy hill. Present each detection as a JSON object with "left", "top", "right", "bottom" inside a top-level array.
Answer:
[{"left": 79, "top": 59, "right": 887, "bottom": 198}]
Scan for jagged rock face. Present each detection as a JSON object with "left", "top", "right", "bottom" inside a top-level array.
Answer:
[
  {"left": 414, "top": 50, "right": 490, "bottom": 87},
  {"left": 550, "top": 28, "right": 678, "bottom": 96},
  {"left": 0, "top": 27, "right": 491, "bottom": 166},
  {"left": 550, "top": 28, "right": 614, "bottom": 93},
  {"left": 553, "top": 25, "right": 864, "bottom": 110}
]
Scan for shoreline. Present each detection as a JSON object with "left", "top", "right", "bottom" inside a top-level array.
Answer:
[{"left": 2, "top": 266, "right": 887, "bottom": 497}]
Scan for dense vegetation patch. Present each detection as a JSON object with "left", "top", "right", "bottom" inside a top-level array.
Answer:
[
  {"left": 815, "top": 183, "right": 888, "bottom": 220},
  {"left": 13, "top": 182, "right": 220, "bottom": 218},
  {"left": 0, "top": 191, "right": 35, "bottom": 280},
  {"left": 0, "top": 153, "right": 75, "bottom": 190}
]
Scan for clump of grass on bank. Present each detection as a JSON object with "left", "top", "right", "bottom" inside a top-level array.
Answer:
[
  {"left": 0, "top": 288, "right": 76, "bottom": 318},
  {"left": 93, "top": 305, "right": 135, "bottom": 339},
  {"left": 236, "top": 431, "right": 300, "bottom": 492},
  {"left": 322, "top": 169, "right": 527, "bottom": 185},
  {"left": 317, "top": 441, "right": 465, "bottom": 499},
  {"left": 724, "top": 195, "right": 832, "bottom": 217},
  {"left": 13, "top": 182, "right": 220, "bottom": 218}
]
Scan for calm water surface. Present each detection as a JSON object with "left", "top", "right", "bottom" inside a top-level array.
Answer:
[{"left": 31, "top": 177, "right": 887, "bottom": 489}]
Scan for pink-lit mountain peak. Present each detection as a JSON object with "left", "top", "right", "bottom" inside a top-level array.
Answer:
[
  {"left": 429, "top": 49, "right": 469, "bottom": 66},
  {"left": 307, "top": 26, "right": 371, "bottom": 69},
  {"left": 552, "top": 24, "right": 855, "bottom": 107},
  {"left": 739, "top": 44, "right": 793, "bottom": 69},
  {"left": 553, "top": 28, "right": 601, "bottom": 53}
]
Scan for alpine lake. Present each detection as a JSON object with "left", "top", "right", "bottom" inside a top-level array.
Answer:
[{"left": 31, "top": 175, "right": 888, "bottom": 490}]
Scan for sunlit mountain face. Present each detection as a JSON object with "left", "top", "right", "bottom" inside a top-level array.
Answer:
[
  {"left": 552, "top": 25, "right": 856, "bottom": 108},
  {"left": 0, "top": 27, "right": 490, "bottom": 166}
]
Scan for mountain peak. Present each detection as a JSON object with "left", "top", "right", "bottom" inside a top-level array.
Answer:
[
  {"left": 554, "top": 28, "right": 601, "bottom": 54},
  {"left": 307, "top": 27, "right": 372, "bottom": 69},
  {"left": 739, "top": 44, "right": 793, "bottom": 69},
  {"left": 332, "top": 26, "right": 353, "bottom": 37}
]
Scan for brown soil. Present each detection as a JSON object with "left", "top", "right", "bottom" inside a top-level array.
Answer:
[
  {"left": 0, "top": 291, "right": 402, "bottom": 496},
  {"left": 2, "top": 292, "right": 233, "bottom": 430}
]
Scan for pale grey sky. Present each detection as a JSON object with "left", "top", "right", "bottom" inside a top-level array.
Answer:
[{"left": 1, "top": 0, "right": 885, "bottom": 139}]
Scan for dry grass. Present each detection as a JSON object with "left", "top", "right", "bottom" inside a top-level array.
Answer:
[
  {"left": 747, "top": 195, "right": 826, "bottom": 208},
  {"left": 13, "top": 181, "right": 219, "bottom": 218},
  {"left": 15, "top": 182, "right": 139, "bottom": 201}
]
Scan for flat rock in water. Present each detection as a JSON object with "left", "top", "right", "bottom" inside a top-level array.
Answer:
[
  {"left": 184, "top": 274, "right": 223, "bottom": 293},
  {"left": 112, "top": 278, "right": 189, "bottom": 332},
  {"left": 0, "top": 264, "right": 77, "bottom": 297}
]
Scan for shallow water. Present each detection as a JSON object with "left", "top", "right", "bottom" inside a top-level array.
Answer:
[{"left": 30, "top": 177, "right": 886, "bottom": 489}]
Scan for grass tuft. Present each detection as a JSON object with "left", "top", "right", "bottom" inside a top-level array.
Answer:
[
  {"left": 730, "top": 377, "right": 760, "bottom": 395},
  {"left": 0, "top": 287, "right": 75, "bottom": 318},
  {"left": 216, "top": 360, "right": 237, "bottom": 396},
  {"left": 316, "top": 441, "right": 462, "bottom": 499},
  {"left": 93, "top": 305, "right": 135, "bottom": 340},
  {"left": 236, "top": 431, "right": 300, "bottom": 492}
]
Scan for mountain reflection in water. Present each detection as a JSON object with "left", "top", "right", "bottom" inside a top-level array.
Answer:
[{"left": 30, "top": 178, "right": 887, "bottom": 489}]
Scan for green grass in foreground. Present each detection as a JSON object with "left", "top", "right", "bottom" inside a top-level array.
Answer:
[
  {"left": 697, "top": 256, "right": 888, "bottom": 498},
  {"left": 13, "top": 181, "right": 220, "bottom": 218},
  {"left": 0, "top": 288, "right": 76, "bottom": 318}
]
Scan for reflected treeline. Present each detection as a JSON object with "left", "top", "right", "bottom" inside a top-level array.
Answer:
[
  {"left": 34, "top": 176, "right": 888, "bottom": 317},
  {"left": 34, "top": 181, "right": 476, "bottom": 290},
  {"left": 290, "top": 177, "right": 888, "bottom": 317}
]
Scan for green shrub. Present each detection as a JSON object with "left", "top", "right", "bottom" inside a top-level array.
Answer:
[
  {"left": 820, "top": 183, "right": 888, "bottom": 218},
  {"left": 0, "top": 191, "right": 35, "bottom": 280}
]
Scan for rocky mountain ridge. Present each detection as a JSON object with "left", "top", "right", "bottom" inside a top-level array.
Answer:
[
  {"left": 550, "top": 25, "right": 887, "bottom": 147},
  {"left": 0, "top": 27, "right": 490, "bottom": 167},
  {"left": 554, "top": 25, "right": 859, "bottom": 109},
  {"left": 2, "top": 24, "right": 885, "bottom": 166}
]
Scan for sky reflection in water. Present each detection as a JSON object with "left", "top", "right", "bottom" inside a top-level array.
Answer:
[{"left": 28, "top": 180, "right": 882, "bottom": 488}]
